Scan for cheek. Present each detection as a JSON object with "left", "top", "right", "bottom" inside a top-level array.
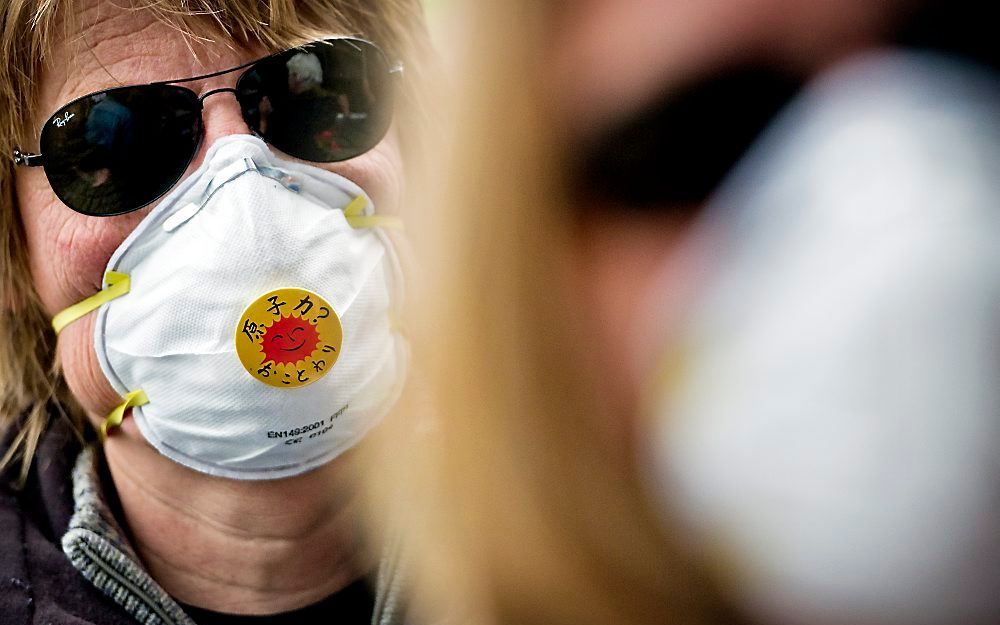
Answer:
[
  {"left": 570, "top": 211, "right": 707, "bottom": 447},
  {"left": 60, "top": 313, "right": 128, "bottom": 424},
  {"left": 320, "top": 131, "right": 403, "bottom": 214},
  {"left": 15, "top": 167, "right": 147, "bottom": 315},
  {"left": 16, "top": 166, "right": 146, "bottom": 425}
]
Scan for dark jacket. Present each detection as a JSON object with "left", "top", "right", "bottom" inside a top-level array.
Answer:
[{"left": 0, "top": 415, "right": 140, "bottom": 624}]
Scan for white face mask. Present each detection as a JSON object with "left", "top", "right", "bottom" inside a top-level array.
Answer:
[
  {"left": 54, "top": 135, "right": 407, "bottom": 480},
  {"left": 645, "top": 52, "right": 1000, "bottom": 623}
]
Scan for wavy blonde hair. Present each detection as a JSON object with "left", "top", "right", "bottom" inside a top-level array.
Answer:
[
  {"left": 371, "top": 3, "right": 745, "bottom": 625},
  {"left": 0, "top": 0, "right": 429, "bottom": 484}
]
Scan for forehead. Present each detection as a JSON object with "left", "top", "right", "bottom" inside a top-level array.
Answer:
[
  {"left": 547, "top": 0, "right": 772, "bottom": 134},
  {"left": 36, "top": 1, "right": 263, "bottom": 126},
  {"left": 548, "top": 0, "right": 899, "bottom": 134}
]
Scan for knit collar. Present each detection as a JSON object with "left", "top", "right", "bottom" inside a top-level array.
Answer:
[{"left": 62, "top": 447, "right": 197, "bottom": 625}]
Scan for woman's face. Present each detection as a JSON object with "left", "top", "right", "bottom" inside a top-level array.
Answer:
[
  {"left": 548, "top": 0, "right": 905, "bottom": 443},
  {"left": 15, "top": 0, "right": 402, "bottom": 424}
]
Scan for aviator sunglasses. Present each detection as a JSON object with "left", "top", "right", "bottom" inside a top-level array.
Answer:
[{"left": 14, "top": 37, "right": 401, "bottom": 217}]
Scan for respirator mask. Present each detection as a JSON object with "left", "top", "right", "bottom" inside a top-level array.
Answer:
[
  {"left": 54, "top": 135, "right": 407, "bottom": 480},
  {"left": 645, "top": 52, "right": 1000, "bottom": 624}
]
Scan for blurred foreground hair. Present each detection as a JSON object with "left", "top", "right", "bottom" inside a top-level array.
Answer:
[{"left": 370, "top": 4, "right": 742, "bottom": 625}]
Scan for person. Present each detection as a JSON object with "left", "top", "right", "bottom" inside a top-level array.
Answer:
[
  {"left": 378, "top": 1, "right": 999, "bottom": 625},
  {"left": 0, "top": 1, "right": 428, "bottom": 624}
]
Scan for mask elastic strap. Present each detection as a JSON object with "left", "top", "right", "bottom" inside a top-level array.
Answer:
[
  {"left": 100, "top": 389, "right": 149, "bottom": 442},
  {"left": 51, "top": 271, "right": 131, "bottom": 334},
  {"left": 388, "top": 310, "right": 407, "bottom": 336},
  {"left": 343, "top": 196, "right": 403, "bottom": 231},
  {"left": 349, "top": 194, "right": 407, "bottom": 335}
]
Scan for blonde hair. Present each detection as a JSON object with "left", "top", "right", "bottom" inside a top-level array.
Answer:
[
  {"left": 372, "top": 4, "right": 742, "bottom": 625},
  {"left": 0, "top": 0, "right": 429, "bottom": 484}
]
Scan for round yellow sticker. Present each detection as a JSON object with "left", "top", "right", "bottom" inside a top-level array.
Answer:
[{"left": 234, "top": 288, "right": 343, "bottom": 389}]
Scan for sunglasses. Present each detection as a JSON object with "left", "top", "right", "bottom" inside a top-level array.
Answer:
[
  {"left": 14, "top": 37, "right": 401, "bottom": 217},
  {"left": 572, "top": 65, "right": 802, "bottom": 211}
]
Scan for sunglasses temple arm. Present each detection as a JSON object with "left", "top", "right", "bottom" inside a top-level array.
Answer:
[{"left": 13, "top": 150, "right": 44, "bottom": 167}]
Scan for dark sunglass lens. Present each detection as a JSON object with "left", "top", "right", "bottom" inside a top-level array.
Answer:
[
  {"left": 237, "top": 39, "right": 394, "bottom": 163},
  {"left": 574, "top": 67, "right": 802, "bottom": 211},
  {"left": 39, "top": 85, "right": 202, "bottom": 216}
]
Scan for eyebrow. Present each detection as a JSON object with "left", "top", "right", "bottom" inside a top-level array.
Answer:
[{"left": 152, "top": 37, "right": 384, "bottom": 87}]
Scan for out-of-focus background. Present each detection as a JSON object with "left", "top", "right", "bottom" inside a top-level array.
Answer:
[{"left": 390, "top": 3, "right": 1000, "bottom": 625}]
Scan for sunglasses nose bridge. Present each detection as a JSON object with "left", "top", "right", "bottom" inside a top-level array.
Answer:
[
  {"left": 190, "top": 87, "right": 260, "bottom": 171},
  {"left": 199, "top": 87, "right": 239, "bottom": 104}
]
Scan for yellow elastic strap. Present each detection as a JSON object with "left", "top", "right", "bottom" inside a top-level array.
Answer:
[
  {"left": 636, "top": 343, "right": 694, "bottom": 436},
  {"left": 343, "top": 195, "right": 404, "bottom": 231},
  {"left": 100, "top": 389, "right": 149, "bottom": 442},
  {"left": 343, "top": 195, "right": 368, "bottom": 217},
  {"left": 346, "top": 214, "right": 404, "bottom": 230},
  {"left": 388, "top": 310, "right": 407, "bottom": 336},
  {"left": 52, "top": 271, "right": 131, "bottom": 335}
]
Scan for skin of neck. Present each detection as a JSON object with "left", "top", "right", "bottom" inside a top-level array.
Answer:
[{"left": 101, "top": 416, "right": 371, "bottom": 615}]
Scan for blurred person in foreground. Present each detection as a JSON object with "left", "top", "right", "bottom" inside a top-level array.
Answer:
[
  {"left": 375, "top": 1, "right": 999, "bottom": 625},
  {"left": 0, "top": 1, "right": 428, "bottom": 624}
]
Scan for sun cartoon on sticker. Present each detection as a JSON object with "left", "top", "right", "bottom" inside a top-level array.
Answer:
[{"left": 235, "top": 287, "right": 343, "bottom": 388}]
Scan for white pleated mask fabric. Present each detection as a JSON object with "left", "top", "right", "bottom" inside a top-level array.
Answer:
[{"left": 89, "top": 135, "right": 407, "bottom": 480}]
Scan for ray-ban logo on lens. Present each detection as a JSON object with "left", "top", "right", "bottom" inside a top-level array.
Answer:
[{"left": 53, "top": 112, "right": 75, "bottom": 128}]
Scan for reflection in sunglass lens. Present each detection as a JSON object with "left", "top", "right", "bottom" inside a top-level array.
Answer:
[
  {"left": 237, "top": 39, "right": 394, "bottom": 163},
  {"left": 39, "top": 85, "right": 202, "bottom": 216}
]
